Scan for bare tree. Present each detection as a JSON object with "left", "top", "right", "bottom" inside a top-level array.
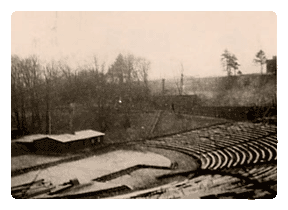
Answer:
[
  {"left": 11, "top": 55, "right": 25, "bottom": 133},
  {"left": 58, "top": 61, "right": 79, "bottom": 104},
  {"left": 137, "top": 57, "right": 150, "bottom": 89},
  {"left": 174, "top": 62, "right": 185, "bottom": 95},
  {"left": 31, "top": 57, "right": 43, "bottom": 117},
  {"left": 43, "top": 60, "right": 60, "bottom": 134},
  {"left": 11, "top": 52, "right": 152, "bottom": 137},
  {"left": 11, "top": 55, "right": 49, "bottom": 134},
  {"left": 22, "top": 55, "right": 44, "bottom": 133},
  {"left": 180, "top": 63, "right": 184, "bottom": 95}
]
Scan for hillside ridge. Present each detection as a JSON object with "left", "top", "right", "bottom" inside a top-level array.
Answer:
[{"left": 149, "top": 74, "right": 276, "bottom": 106}]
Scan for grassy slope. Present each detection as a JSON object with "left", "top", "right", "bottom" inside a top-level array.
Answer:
[
  {"left": 152, "top": 111, "right": 228, "bottom": 137},
  {"left": 104, "top": 112, "right": 158, "bottom": 143}
]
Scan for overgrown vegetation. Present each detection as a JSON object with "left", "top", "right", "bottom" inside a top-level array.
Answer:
[
  {"left": 11, "top": 53, "right": 151, "bottom": 136},
  {"left": 12, "top": 50, "right": 277, "bottom": 141},
  {"left": 151, "top": 74, "right": 276, "bottom": 107},
  {"left": 152, "top": 111, "right": 228, "bottom": 137}
]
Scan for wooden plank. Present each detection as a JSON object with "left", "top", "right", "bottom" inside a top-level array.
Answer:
[
  {"left": 49, "top": 185, "right": 73, "bottom": 195},
  {"left": 12, "top": 179, "right": 45, "bottom": 190}
]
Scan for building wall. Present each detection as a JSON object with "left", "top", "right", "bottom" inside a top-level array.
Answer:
[
  {"left": 34, "top": 138, "right": 65, "bottom": 153},
  {"left": 266, "top": 56, "right": 277, "bottom": 74},
  {"left": 33, "top": 135, "right": 104, "bottom": 153},
  {"left": 64, "top": 136, "right": 104, "bottom": 151},
  {"left": 13, "top": 142, "right": 36, "bottom": 154},
  {"left": 11, "top": 128, "right": 23, "bottom": 139},
  {"left": 80, "top": 136, "right": 103, "bottom": 147},
  {"left": 65, "top": 140, "right": 86, "bottom": 151}
]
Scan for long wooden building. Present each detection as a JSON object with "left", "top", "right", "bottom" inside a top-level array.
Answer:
[{"left": 13, "top": 130, "right": 105, "bottom": 153}]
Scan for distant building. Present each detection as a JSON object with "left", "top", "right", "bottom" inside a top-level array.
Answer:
[
  {"left": 266, "top": 56, "right": 277, "bottom": 74},
  {"left": 13, "top": 130, "right": 105, "bottom": 153}
]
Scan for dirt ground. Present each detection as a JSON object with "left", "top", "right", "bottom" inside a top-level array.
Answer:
[
  {"left": 11, "top": 149, "right": 171, "bottom": 187},
  {"left": 108, "top": 145, "right": 199, "bottom": 190},
  {"left": 11, "top": 155, "right": 64, "bottom": 171},
  {"left": 11, "top": 145, "right": 199, "bottom": 195}
]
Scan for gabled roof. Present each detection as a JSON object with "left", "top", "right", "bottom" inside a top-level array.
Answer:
[
  {"left": 46, "top": 130, "right": 105, "bottom": 143},
  {"left": 14, "top": 130, "right": 105, "bottom": 144}
]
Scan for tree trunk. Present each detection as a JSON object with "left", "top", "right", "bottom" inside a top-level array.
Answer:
[
  {"left": 20, "top": 93, "right": 27, "bottom": 134},
  {"left": 13, "top": 108, "right": 21, "bottom": 131},
  {"left": 34, "top": 97, "right": 42, "bottom": 133},
  {"left": 128, "top": 62, "right": 132, "bottom": 82},
  {"left": 32, "top": 66, "right": 42, "bottom": 133},
  {"left": 119, "top": 72, "right": 124, "bottom": 84},
  {"left": 45, "top": 81, "right": 51, "bottom": 135},
  {"left": 261, "top": 64, "right": 263, "bottom": 75},
  {"left": 30, "top": 91, "right": 36, "bottom": 133},
  {"left": 45, "top": 107, "right": 51, "bottom": 135},
  {"left": 69, "top": 103, "right": 75, "bottom": 134},
  {"left": 226, "top": 65, "right": 230, "bottom": 76},
  {"left": 12, "top": 84, "right": 21, "bottom": 131}
]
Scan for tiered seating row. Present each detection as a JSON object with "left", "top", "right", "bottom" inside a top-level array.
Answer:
[{"left": 140, "top": 122, "right": 276, "bottom": 170}]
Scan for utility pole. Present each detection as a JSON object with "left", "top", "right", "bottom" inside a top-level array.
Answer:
[
  {"left": 180, "top": 63, "right": 184, "bottom": 95},
  {"left": 180, "top": 73, "right": 184, "bottom": 95}
]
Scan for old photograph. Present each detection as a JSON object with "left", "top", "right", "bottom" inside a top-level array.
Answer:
[{"left": 11, "top": 11, "right": 277, "bottom": 199}]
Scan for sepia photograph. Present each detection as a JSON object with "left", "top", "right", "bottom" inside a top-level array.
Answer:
[{"left": 11, "top": 11, "right": 277, "bottom": 199}]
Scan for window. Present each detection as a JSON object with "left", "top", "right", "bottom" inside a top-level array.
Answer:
[{"left": 91, "top": 139, "right": 95, "bottom": 144}]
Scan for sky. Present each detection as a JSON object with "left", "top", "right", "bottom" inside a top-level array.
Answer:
[{"left": 11, "top": 11, "right": 277, "bottom": 79}]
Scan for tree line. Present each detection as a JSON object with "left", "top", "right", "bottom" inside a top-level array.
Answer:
[
  {"left": 221, "top": 49, "right": 268, "bottom": 76},
  {"left": 11, "top": 53, "right": 151, "bottom": 135}
]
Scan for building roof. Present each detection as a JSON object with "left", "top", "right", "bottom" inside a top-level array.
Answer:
[
  {"left": 14, "top": 130, "right": 105, "bottom": 144},
  {"left": 46, "top": 130, "right": 105, "bottom": 143},
  {"left": 14, "top": 134, "right": 47, "bottom": 143}
]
